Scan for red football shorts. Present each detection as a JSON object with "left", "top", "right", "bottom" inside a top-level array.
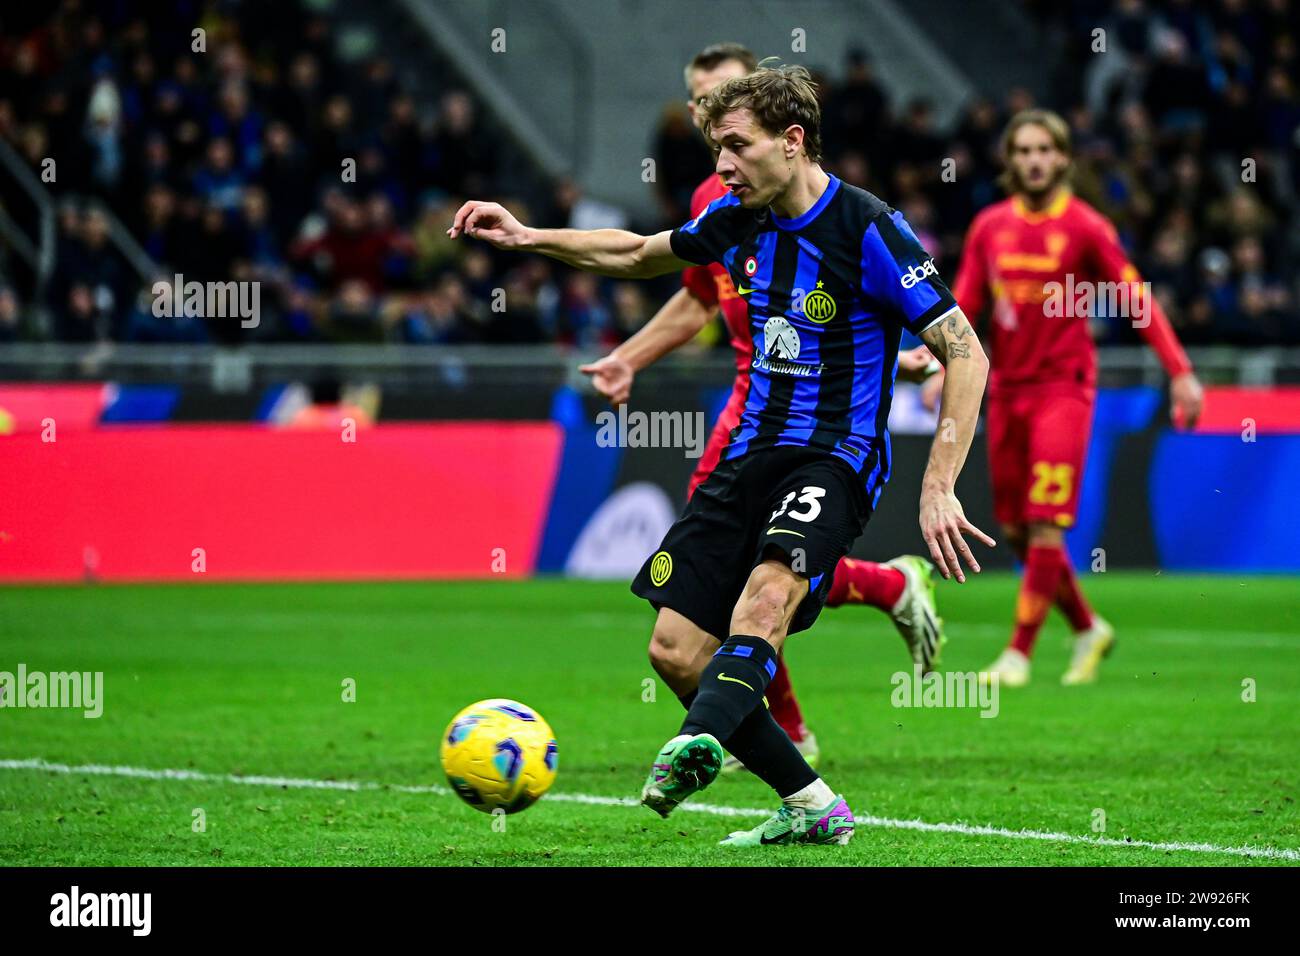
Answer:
[
  {"left": 986, "top": 384, "right": 1094, "bottom": 528},
  {"left": 687, "top": 378, "right": 748, "bottom": 499}
]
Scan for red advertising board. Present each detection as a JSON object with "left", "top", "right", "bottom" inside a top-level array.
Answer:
[
  {"left": 0, "top": 423, "right": 561, "bottom": 581},
  {"left": 1191, "top": 386, "right": 1300, "bottom": 434},
  {"left": 0, "top": 383, "right": 108, "bottom": 434}
]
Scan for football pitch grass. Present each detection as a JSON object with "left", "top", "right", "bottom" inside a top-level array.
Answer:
[{"left": 1, "top": 574, "right": 1296, "bottom": 867}]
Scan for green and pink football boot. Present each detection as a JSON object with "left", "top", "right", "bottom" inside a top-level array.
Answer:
[
  {"left": 640, "top": 732, "right": 724, "bottom": 818},
  {"left": 719, "top": 795, "right": 856, "bottom": 847}
]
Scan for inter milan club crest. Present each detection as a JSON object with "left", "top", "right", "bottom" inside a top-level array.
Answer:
[
  {"left": 762, "top": 315, "right": 800, "bottom": 360},
  {"left": 803, "top": 280, "right": 837, "bottom": 323}
]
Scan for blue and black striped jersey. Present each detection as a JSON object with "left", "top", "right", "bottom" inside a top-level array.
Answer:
[{"left": 670, "top": 173, "right": 958, "bottom": 500}]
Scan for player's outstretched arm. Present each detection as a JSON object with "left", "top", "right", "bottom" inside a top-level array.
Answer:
[
  {"left": 448, "top": 200, "right": 689, "bottom": 279},
  {"left": 1091, "top": 220, "right": 1204, "bottom": 427},
  {"left": 1134, "top": 291, "right": 1204, "bottom": 428},
  {"left": 580, "top": 286, "right": 716, "bottom": 405},
  {"left": 918, "top": 307, "right": 995, "bottom": 582}
]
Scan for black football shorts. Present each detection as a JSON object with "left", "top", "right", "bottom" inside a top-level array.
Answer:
[{"left": 631, "top": 445, "right": 878, "bottom": 641}]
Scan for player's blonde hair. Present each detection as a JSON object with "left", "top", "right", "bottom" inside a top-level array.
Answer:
[
  {"left": 697, "top": 59, "right": 823, "bottom": 163},
  {"left": 998, "top": 108, "right": 1073, "bottom": 192}
]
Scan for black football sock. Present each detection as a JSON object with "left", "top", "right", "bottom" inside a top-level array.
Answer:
[
  {"left": 722, "top": 701, "right": 819, "bottom": 797},
  {"left": 680, "top": 635, "right": 776, "bottom": 741},
  {"left": 676, "top": 689, "right": 697, "bottom": 711}
]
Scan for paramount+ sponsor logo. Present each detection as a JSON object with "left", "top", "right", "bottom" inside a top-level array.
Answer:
[{"left": 900, "top": 258, "right": 938, "bottom": 290}]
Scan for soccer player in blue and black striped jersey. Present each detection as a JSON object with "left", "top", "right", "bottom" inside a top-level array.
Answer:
[{"left": 449, "top": 61, "right": 993, "bottom": 848}]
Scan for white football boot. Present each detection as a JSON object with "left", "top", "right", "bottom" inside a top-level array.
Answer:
[
  {"left": 979, "top": 647, "right": 1031, "bottom": 688},
  {"left": 883, "top": 555, "right": 945, "bottom": 673},
  {"left": 1061, "top": 616, "right": 1115, "bottom": 685}
]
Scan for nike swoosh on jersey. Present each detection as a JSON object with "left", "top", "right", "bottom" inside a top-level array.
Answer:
[
  {"left": 717, "top": 673, "right": 755, "bottom": 692},
  {"left": 766, "top": 528, "right": 806, "bottom": 537}
]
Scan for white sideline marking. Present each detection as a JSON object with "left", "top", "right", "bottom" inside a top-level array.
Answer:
[{"left": 3, "top": 757, "right": 1297, "bottom": 861}]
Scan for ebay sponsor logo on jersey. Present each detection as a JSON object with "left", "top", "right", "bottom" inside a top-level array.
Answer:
[{"left": 900, "top": 259, "right": 939, "bottom": 289}]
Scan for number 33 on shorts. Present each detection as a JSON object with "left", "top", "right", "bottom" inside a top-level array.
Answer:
[{"left": 770, "top": 485, "right": 826, "bottom": 523}]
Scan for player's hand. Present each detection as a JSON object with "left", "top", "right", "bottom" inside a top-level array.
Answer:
[
  {"left": 579, "top": 354, "right": 634, "bottom": 405},
  {"left": 919, "top": 367, "right": 945, "bottom": 412},
  {"left": 919, "top": 487, "right": 995, "bottom": 583},
  {"left": 447, "top": 200, "right": 530, "bottom": 248},
  {"left": 1170, "top": 372, "right": 1204, "bottom": 429},
  {"left": 896, "top": 346, "right": 939, "bottom": 383}
]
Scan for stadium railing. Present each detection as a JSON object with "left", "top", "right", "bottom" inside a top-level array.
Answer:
[
  {"left": 0, "top": 138, "right": 56, "bottom": 312},
  {"left": 0, "top": 344, "right": 1297, "bottom": 389}
]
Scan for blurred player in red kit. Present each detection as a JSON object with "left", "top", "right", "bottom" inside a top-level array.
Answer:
[
  {"left": 940, "top": 109, "right": 1204, "bottom": 686},
  {"left": 582, "top": 43, "right": 944, "bottom": 772}
]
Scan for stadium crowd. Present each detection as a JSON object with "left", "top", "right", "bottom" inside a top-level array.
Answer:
[{"left": 0, "top": 0, "right": 1296, "bottom": 348}]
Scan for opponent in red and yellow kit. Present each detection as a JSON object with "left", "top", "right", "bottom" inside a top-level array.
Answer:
[
  {"left": 953, "top": 183, "right": 1197, "bottom": 683},
  {"left": 681, "top": 173, "right": 754, "bottom": 498},
  {"left": 953, "top": 189, "right": 1191, "bottom": 530}
]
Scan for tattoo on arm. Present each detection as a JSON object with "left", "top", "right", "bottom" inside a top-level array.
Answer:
[{"left": 922, "top": 309, "right": 977, "bottom": 363}]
